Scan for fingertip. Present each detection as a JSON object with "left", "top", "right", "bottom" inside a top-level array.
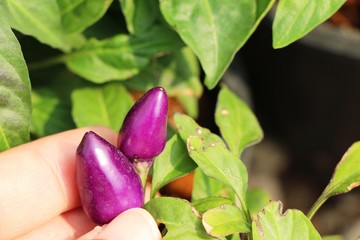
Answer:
[{"left": 79, "top": 208, "right": 161, "bottom": 240}]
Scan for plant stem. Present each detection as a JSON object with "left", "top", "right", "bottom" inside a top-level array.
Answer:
[
  {"left": 133, "top": 159, "right": 154, "bottom": 191},
  {"left": 27, "top": 55, "right": 66, "bottom": 70},
  {"left": 307, "top": 192, "right": 329, "bottom": 220}
]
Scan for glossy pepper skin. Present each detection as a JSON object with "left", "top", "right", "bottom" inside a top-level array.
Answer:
[
  {"left": 76, "top": 131, "right": 143, "bottom": 224},
  {"left": 118, "top": 87, "right": 168, "bottom": 161}
]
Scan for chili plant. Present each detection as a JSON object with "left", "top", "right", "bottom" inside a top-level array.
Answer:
[{"left": 0, "top": 0, "right": 358, "bottom": 239}]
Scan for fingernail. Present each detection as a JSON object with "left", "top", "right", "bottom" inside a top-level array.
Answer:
[{"left": 94, "top": 208, "right": 161, "bottom": 240}]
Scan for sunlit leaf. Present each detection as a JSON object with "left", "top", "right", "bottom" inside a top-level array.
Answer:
[
  {"left": 187, "top": 135, "right": 248, "bottom": 215},
  {"left": 0, "top": 16, "right": 31, "bottom": 151},
  {"left": 215, "top": 85, "right": 263, "bottom": 157},
  {"left": 160, "top": 0, "right": 275, "bottom": 89},
  {"left": 71, "top": 82, "right": 133, "bottom": 131},
  {"left": 192, "top": 168, "right": 235, "bottom": 202},
  {"left": 58, "top": 0, "right": 112, "bottom": 34},
  {"left": 0, "top": 0, "right": 83, "bottom": 51},
  {"left": 308, "top": 141, "right": 360, "bottom": 219},
  {"left": 64, "top": 26, "right": 183, "bottom": 82},
  {"left": 144, "top": 197, "right": 213, "bottom": 240},
  {"left": 273, "top": 0, "right": 346, "bottom": 48},
  {"left": 192, "top": 196, "right": 233, "bottom": 215},
  {"left": 202, "top": 204, "right": 250, "bottom": 237},
  {"left": 252, "top": 201, "right": 321, "bottom": 240}
]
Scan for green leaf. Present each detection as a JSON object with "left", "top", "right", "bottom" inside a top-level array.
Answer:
[
  {"left": 192, "top": 196, "right": 233, "bottom": 215},
  {"left": 174, "top": 113, "right": 215, "bottom": 144},
  {"left": 273, "top": 0, "right": 346, "bottom": 48},
  {"left": 71, "top": 82, "right": 133, "bottom": 131},
  {"left": 187, "top": 135, "right": 249, "bottom": 216},
  {"left": 252, "top": 201, "right": 321, "bottom": 240},
  {"left": 246, "top": 188, "right": 271, "bottom": 217},
  {"left": 0, "top": 16, "right": 31, "bottom": 151},
  {"left": 174, "top": 114, "right": 235, "bottom": 201},
  {"left": 202, "top": 204, "right": 250, "bottom": 237},
  {"left": 151, "top": 134, "right": 197, "bottom": 199},
  {"left": 31, "top": 88, "right": 74, "bottom": 137},
  {"left": 64, "top": 26, "right": 183, "bottom": 83},
  {"left": 307, "top": 141, "right": 360, "bottom": 219},
  {"left": 192, "top": 168, "right": 235, "bottom": 201},
  {"left": 120, "top": 0, "right": 159, "bottom": 34},
  {"left": 215, "top": 85, "right": 263, "bottom": 157},
  {"left": 0, "top": 0, "right": 83, "bottom": 52},
  {"left": 144, "top": 197, "right": 213, "bottom": 240},
  {"left": 58, "top": 0, "right": 113, "bottom": 34},
  {"left": 124, "top": 47, "right": 202, "bottom": 117},
  {"left": 160, "top": 0, "right": 275, "bottom": 89}
]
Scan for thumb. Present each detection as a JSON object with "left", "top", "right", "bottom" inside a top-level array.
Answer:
[{"left": 78, "top": 208, "right": 161, "bottom": 240}]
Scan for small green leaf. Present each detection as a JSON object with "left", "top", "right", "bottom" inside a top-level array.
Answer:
[
  {"left": 120, "top": 0, "right": 159, "bottom": 34},
  {"left": 160, "top": 0, "right": 275, "bottom": 89},
  {"left": 246, "top": 188, "right": 270, "bottom": 217},
  {"left": 0, "top": 16, "right": 31, "bottom": 151},
  {"left": 187, "top": 135, "right": 248, "bottom": 215},
  {"left": 308, "top": 141, "right": 360, "bottom": 219},
  {"left": 64, "top": 26, "right": 183, "bottom": 83},
  {"left": 203, "top": 204, "right": 250, "bottom": 237},
  {"left": 326, "top": 141, "right": 360, "bottom": 194},
  {"left": 58, "top": 0, "right": 112, "bottom": 34},
  {"left": 0, "top": 0, "right": 82, "bottom": 52},
  {"left": 144, "top": 197, "right": 213, "bottom": 240},
  {"left": 151, "top": 134, "right": 197, "bottom": 199},
  {"left": 124, "top": 47, "right": 202, "bottom": 117},
  {"left": 192, "top": 168, "right": 235, "bottom": 201},
  {"left": 192, "top": 196, "right": 233, "bottom": 215},
  {"left": 31, "top": 88, "right": 74, "bottom": 137},
  {"left": 71, "top": 82, "right": 133, "bottom": 131},
  {"left": 215, "top": 85, "right": 263, "bottom": 157},
  {"left": 273, "top": 0, "right": 346, "bottom": 48},
  {"left": 252, "top": 201, "right": 321, "bottom": 240}
]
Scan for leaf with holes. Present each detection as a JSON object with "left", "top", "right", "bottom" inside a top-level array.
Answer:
[
  {"left": 192, "top": 196, "right": 233, "bottom": 215},
  {"left": 0, "top": 16, "right": 31, "bottom": 151},
  {"left": 252, "top": 201, "right": 321, "bottom": 240},
  {"left": 71, "top": 82, "right": 133, "bottom": 131},
  {"left": 187, "top": 135, "right": 249, "bottom": 218},
  {"left": 215, "top": 85, "right": 263, "bottom": 157}
]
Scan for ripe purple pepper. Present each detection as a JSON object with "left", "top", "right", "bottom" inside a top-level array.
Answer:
[
  {"left": 118, "top": 87, "right": 168, "bottom": 161},
  {"left": 76, "top": 131, "right": 143, "bottom": 224}
]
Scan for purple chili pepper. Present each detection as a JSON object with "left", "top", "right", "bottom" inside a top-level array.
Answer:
[
  {"left": 76, "top": 131, "right": 143, "bottom": 224},
  {"left": 118, "top": 87, "right": 168, "bottom": 162}
]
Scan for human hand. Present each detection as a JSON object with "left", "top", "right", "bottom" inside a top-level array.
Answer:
[{"left": 0, "top": 127, "right": 161, "bottom": 240}]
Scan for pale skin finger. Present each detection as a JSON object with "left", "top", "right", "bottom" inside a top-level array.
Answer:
[
  {"left": 15, "top": 208, "right": 96, "bottom": 240},
  {"left": 0, "top": 126, "right": 117, "bottom": 239},
  {"left": 78, "top": 208, "right": 161, "bottom": 240}
]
